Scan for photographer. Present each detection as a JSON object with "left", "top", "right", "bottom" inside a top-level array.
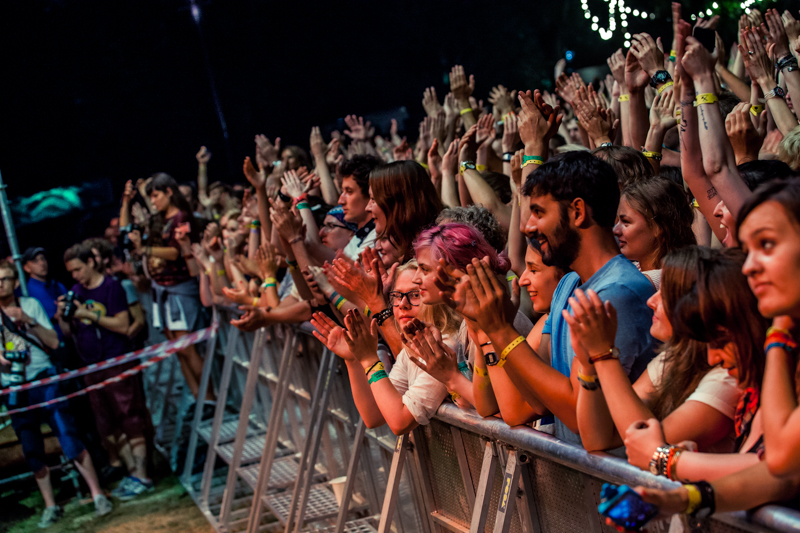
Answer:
[
  {"left": 0, "top": 260, "right": 111, "bottom": 527},
  {"left": 58, "top": 242, "right": 153, "bottom": 501}
]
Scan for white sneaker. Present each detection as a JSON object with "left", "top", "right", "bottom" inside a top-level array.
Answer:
[
  {"left": 94, "top": 494, "right": 113, "bottom": 517},
  {"left": 38, "top": 506, "right": 63, "bottom": 528}
]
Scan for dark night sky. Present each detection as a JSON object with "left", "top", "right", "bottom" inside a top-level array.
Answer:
[{"left": 0, "top": 0, "right": 765, "bottom": 280}]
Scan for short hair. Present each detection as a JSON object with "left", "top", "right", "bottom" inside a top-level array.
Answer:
[
  {"left": 522, "top": 151, "right": 620, "bottom": 228},
  {"left": 337, "top": 155, "right": 383, "bottom": 197},
  {"left": 738, "top": 160, "right": 793, "bottom": 190},
  {"left": 0, "top": 260, "right": 16, "bottom": 278},
  {"left": 84, "top": 237, "right": 114, "bottom": 262},
  {"left": 590, "top": 145, "right": 654, "bottom": 188},
  {"left": 779, "top": 126, "right": 800, "bottom": 171},
  {"left": 63, "top": 242, "right": 95, "bottom": 265},
  {"left": 436, "top": 205, "right": 507, "bottom": 251},
  {"left": 657, "top": 165, "right": 685, "bottom": 189},
  {"left": 718, "top": 90, "right": 741, "bottom": 119}
]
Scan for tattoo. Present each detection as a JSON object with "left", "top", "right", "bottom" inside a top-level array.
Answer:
[
  {"left": 698, "top": 106, "right": 708, "bottom": 131},
  {"left": 707, "top": 186, "right": 718, "bottom": 200},
  {"left": 680, "top": 100, "right": 695, "bottom": 107}
]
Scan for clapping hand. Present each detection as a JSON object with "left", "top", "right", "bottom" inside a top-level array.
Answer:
[
  {"left": 311, "top": 312, "right": 355, "bottom": 362},
  {"left": 404, "top": 319, "right": 459, "bottom": 386},
  {"left": 255, "top": 134, "right": 280, "bottom": 167},
  {"left": 343, "top": 309, "right": 380, "bottom": 365},
  {"left": 243, "top": 156, "right": 266, "bottom": 188},
  {"left": 561, "top": 289, "right": 617, "bottom": 368}
]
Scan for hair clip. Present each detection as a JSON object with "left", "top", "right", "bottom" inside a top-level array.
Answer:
[{"left": 471, "top": 241, "right": 476, "bottom": 247}]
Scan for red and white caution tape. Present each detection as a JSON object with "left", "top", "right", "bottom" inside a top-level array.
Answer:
[{"left": 0, "top": 320, "right": 218, "bottom": 400}]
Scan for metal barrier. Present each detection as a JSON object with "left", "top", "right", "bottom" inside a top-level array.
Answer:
[{"left": 172, "top": 309, "right": 800, "bottom": 533}]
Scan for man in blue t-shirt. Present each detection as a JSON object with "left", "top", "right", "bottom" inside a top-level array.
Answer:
[
  {"left": 18, "top": 247, "right": 67, "bottom": 339},
  {"left": 473, "top": 151, "right": 656, "bottom": 446}
]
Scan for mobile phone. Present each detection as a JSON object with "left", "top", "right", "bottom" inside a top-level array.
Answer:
[
  {"left": 693, "top": 27, "right": 717, "bottom": 52},
  {"left": 598, "top": 483, "right": 659, "bottom": 531}
]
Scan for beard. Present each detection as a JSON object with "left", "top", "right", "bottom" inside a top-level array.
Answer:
[{"left": 527, "top": 208, "right": 580, "bottom": 271}]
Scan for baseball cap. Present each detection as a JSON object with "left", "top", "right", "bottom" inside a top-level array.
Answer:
[{"left": 21, "top": 247, "right": 46, "bottom": 264}]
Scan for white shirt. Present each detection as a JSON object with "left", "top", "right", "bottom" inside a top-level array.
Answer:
[
  {"left": 343, "top": 226, "right": 377, "bottom": 261},
  {"left": 0, "top": 297, "right": 54, "bottom": 386}
]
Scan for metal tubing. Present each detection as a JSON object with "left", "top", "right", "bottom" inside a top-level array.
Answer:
[{"left": 0, "top": 170, "right": 27, "bottom": 296}]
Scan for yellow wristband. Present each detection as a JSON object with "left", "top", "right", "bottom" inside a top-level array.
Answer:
[
  {"left": 520, "top": 159, "right": 543, "bottom": 169},
  {"left": 577, "top": 371, "right": 597, "bottom": 383},
  {"left": 694, "top": 93, "right": 718, "bottom": 106},
  {"left": 264, "top": 277, "right": 277, "bottom": 285},
  {"left": 684, "top": 484, "right": 703, "bottom": 515},
  {"left": 365, "top": 361, "right": 384, "bottom": 377},
  {"left": 216, "top": 269, "right": 226, "bottom": 277},
  {"left": 692, "top": 198, "right": 699, "bottom": 208},
  {"left": 476, "top": 164, "right": 487, "bottom": 171},
  {"left": 419, "top": 162, "right": 429, "bottom": 169},
  {"left": 750, "top": 105, "right": 764, "bottom": 116},
  {"left": 460, "top": 108, "right": 473, "bottom": 115},
  {"left": 449, "top": 391, "right": 462, "bottom": 402},
  {"left": 657, "top": 81, "right": 674, "bottom": 95},
  {"left": 252, "top": 297, "right": 259, "bottom": 307},
  {"left": 618, "top": 94, "right": 630, "bottom": 102},
  {"left": 497, "top": 336, "right": 526, "bottom": 368},
  {"left": 641, "top": 150, "right": 662, "bottom": 160},
  {"left": 676, "top": 110, "right": 681, "bottom": 116},
  {"left": 474, "top": 366, "right": 489, "bottom": 378}
]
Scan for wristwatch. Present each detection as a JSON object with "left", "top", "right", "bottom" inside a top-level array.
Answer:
[
  {"left": 459, "top": 161, "right": 477, "bottom": 173},
  {"left": 649, "top": 70, "right": 673, "bottom": 88},
  {"left": 502, "top": 152, "right": 513, "bottom": 162},
  {"left": 764, "top": 86, "right": 786, "bottom": 101},
  {"left": 484, "top": 351, "right": 499, "bottom": 366}
]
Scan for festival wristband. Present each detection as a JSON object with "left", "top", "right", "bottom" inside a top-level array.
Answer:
[
  {"left": 252, "top": 298, "right": 259, "bottom": 307},
  {"left": 295, "top": 202, "right": 310, "bottom": 210},
  {"left": 419, "top": 162, "right": 429, "bottom": 169},
  {"left": 684, "top": 484, "right": 703, "bottom": 515},
  {"left": 693, "top": 93, "right": 718, "bottom": 106},
  {"left": 449, "top": 391, "right": 461, "bottom": 402},
  {"left": 262, "top": 277, "right": 277, "bottom": 287},
  {"left": 334, "top": 295, "right": 347, "bottom": 310},
  {"left": 657, "top": 81, "right": 674, "bottom": 95},
  {"left": 292, "top": 193, "right": 308, "bottom": 206},
  {"left": 476, "top": 164, "right": 487, "bottom": 171},
  {"left": 473, "top": 366, "right": 489, "bottom": 378},
  {"left": 368, "top": 369, "right": 388, "bottom": 385},
  {"left": 669, "top": 50, "right": 677, "bottom": 62},
  {"left": 750, "top": 105, "right": 765, "bottom": 116},
  {"left": 497, "top": 336, "right": 526, "bottom": 368},
  {"left": 216, "top": 269, "right": 226, "bottom": 277},
  {"left": 250, "top": 228, "right": 260, "bottom": 234},
  {"left": 365, "top": 360, "right": 384, "bottom": 376},
  {"left": 618, "top": 94, "right": 630, "bottom": 102},
  {"left": 460, "top": 107, "right": 473, "bottom": 115},
  {"left": 641, "top": 150, "right": 662, "bottom": 161},
  {"left": 364, "top": 305, "right": 371, "bottom": 318}
]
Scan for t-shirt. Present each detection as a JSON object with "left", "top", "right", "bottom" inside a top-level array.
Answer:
[
  {"left": 647, "top": 352, "right": 742, "bottom": 420},
  {"left": 18, "top": 278, "right": 67, "bottom": 320},
  {"left": 543, "top": 255, "right": 657, "bottom": 444},
  {"left": 120, "top": 278, "right": 140, "bottom": 305},
  {"left": 71, "top": 276, "right": 131, "bottom": 363},
  {"left": 343, "top": 220, "right": 377, "bottom": 261},
  {"left": 148, "top": 211, "right": 192, "bottom": 286},
  {"left": 0, "top": 297, "right": 54, "bottom": 386},
  {"left": 388, "top": 335, "right": 458, "bottom": 426}
]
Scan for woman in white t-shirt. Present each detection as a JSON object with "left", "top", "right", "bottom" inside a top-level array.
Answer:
[
  {"left": 569, "top": 246, "right": 768, "bottom": 482},
  {"left": 312, "top": 262, "right": 460, "bottom": 435}
]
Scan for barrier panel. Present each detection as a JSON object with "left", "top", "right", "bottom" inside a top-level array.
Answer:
[{"left": 173, "top": 309, "right": 800, "bottom": 533}]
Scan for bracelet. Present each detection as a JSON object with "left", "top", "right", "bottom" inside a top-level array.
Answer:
[
  {"left": 657, "top": 81, "right": 674, "bottom": 95},
  {"left": 419, "top": 162, "right": 429, "bottom": 170},
  {"left": 684, "top": 484, "right": 703, "bottom": 515},
  {"left": 694, "top": 93, "right": 718, "bottom": 106},
  {"left": 521, "top": 155, "right": 544, "bottom": 169},
  {"left": 375, "top": 307, "right": 394, "bottom": 326},
  {"left": 295, "top": 202, "right": 310, "bottom": 210},
  {"left": 261, "top": 283, "right": 276, "bottom": 290},
  {"left": 473, "top": 366, "right": 489, "bottom": 378},
  {"left": 599, "top": 142, "right": 613, "bottom": 148},
  {"left": 668, "top": 448, "right": 685, "bottom": 481},
  {"left": 641, "top": 150, "right": 662, "bottom": 161},
  {"left": 216, "top": 269, "right": 226, "bottom": 277},
  {"left": 459, "top": 107, "right": 473, "bottom": 115},
  {"left": 252, "top": 297, "right": 259, "bottom": 307},
  {"left": 449, "top": 391, "right": 461, "bottom": 402},
  {"left": 292, "top": 193, "right": 308, "bottom": 206},
  {"left": 286, "top": 259, "right": 298, "bottom": 270},
  {"left": 497, "top": 336, "right": 526, "bottom": 368},
  {"left": 250, "top": 219, "right": 261, "bottom": 227},
  {"left": 502, "top": 152, "right": 514, "bottom": 162},
  {"left": 577, "top": 371, "right": 601, "bottom": 391},
  {"left": 250, "top": 228, "right": 260, "bottom": 234},
  {"left": 476, "top": 164, "right": 487, "bottom": 171},
  {"left": 750, "top": 105, "right": 765, "bottom": 116},
  {"left": 690, "top": 481, "right": 716, "bottom": 519},
  {"left": 460, "top": 161, "right": 476, "bottom": 173},
  {"left": 480, "top": 341, "right": 492, "bottom": 347},
  {"left": 649, "top": 445, "right": 670, "bottom": 476},
  {"left": 365, "top": 360, "right": 384, "bottom": 376},
  {"left": 261, "top": 277, "right": 277, "bottom": 287},
  {"left": 368, "top": 369, "right": 388, "bottom": 384},
  {"left": 669, "top": 50, "right": 677, "bottom": 62},
  {"left": 364, "top": 305, "right": 371, "bottom": 318},
  {"left": 618, "top": 94, "right": 630, "bottom": 102},
  {"left": 182, "top": 253, "right": 193, "bottom": 259},
  {"left": 589, "top": 347, "right": 619, "bottom": 364},
  {"left": 334, "top": 295, "right": 347, "bottom": 310},
  {"left": 288, "top": 236, "right": 304, "bottom": 245}
]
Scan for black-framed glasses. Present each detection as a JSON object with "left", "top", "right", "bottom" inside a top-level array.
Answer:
[
  {"left": 322, "top": 222, "right": 353, "bottom": 232},
  {"left": 389, "top": 290, "right": 421, "bottom": 307}
]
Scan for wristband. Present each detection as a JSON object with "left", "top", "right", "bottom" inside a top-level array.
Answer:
[
  {"left": 578, "top": 372, "right": 601, "bottom": 391},
  {"left": 641, "top": 150, "right": 662, "bottom": 161},
  {"left": 449, "top": 391, "right": 461, "bottom": 402},
  {"left": 497, "top": 336, "right": 526, "bottom": 368},
  {"left": 669, "top": 50, "right": 677, "bottom": 62},
  {"left": 250, "top": 219, "right": 261, "bottom": 227},
  {"left": 693, "top": 93, "right": 718, "bottom": 106},
  {"left": 657, "top": 81, "right": 674, "bottom": 95},
  {"left": 375, "top": 307, "right": 394, "bottom": 326},
  {"left": 365, "top": 360, "right": 384, "bottom": 376},
  {"left": 292, "top": 193, "right": 308, "bottom": 206},
  {"left": 668, "top": 448, "right": 685, "bottom": 481},
  {"left": 618, "top": 94, "right": 630, "bottom": 102},
  {"left": 589, "top": 346, "right": 620, "bottom": 364},
  {"left": 473, "top": 366, "right": 489, "bottom": 378},
  {"left": 364, "top": 305, "right": 371, "bottom": 318},
  {"left": 295, "top": 202, "right": 310, "bottom": 211},
  {"left": 288, "top": 236, "right": 304, "bottom": 245},
  {"left": 520, "top": 159, "right": 542, "bottom": 169},
  {"left": 476, "top": 164, "right": 487, "bottom": 171},
  {"left": 684, "top": 484, "right": 703, "bottom": 515},
  {"left": 460, "top": 161, "right": 476, "bottom": 173},
  {"left": 334, "top": 295, "right": 347, "bottom": 310},
  {"left": 286, "top": 259, "right": 298, "bottom": 270},
  {"left": 250, "top": 228, "right": 260, "bottom": 234},
  {"left": 368, "top": 369, "right": 388, "bottom": 384},
  {"left": 676, "top": 110, "right": 681, "bottom": 116},
  {"left": 183, "top": 253, "right": 193, "bottom": 259},
  {"left": 262, "top": 277, "right": 277, "bottom": 287},
  {"left": 459, "top": 107, "right": 473, "bottom": 116},
  {"left": 252, "top": 297, "right": 259, "bottom": 307},
  {"left": 216, "top": 269, "right": 226, "bottom": 277},
  {"left": 502, "top": 152, "right": 514, "bottom": 162},
  {"left": 419, "top": 162, "right": 429, "bottom": 170},
  {"left": 750, "top": 105, "right": 764, "bottom": 116}
]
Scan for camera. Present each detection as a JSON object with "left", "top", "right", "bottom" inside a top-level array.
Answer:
[
  {"left": 118, "top": 223, "right": 142, "bottom": 252},
  {"left": 5, "top": 349, "right": 29, "bottom": 407},
  {"left": 63, "top": 290, "right": 77, "bottom": 320}
]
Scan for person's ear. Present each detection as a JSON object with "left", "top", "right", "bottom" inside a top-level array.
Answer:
[
  {"left": 571, "top": 198, "right": 588, "bottom": 227},
  {"left": 14, "top": 277, "right": 19, "bottom": 290}
]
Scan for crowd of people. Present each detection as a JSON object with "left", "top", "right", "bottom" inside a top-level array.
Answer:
[{"left": 4, "top": 3, "right": 800, "bottom": 528}]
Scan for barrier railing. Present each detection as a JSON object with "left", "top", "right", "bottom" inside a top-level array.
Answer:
[{"left": 173, "top": 310, "right": 800, "bottom": 533}]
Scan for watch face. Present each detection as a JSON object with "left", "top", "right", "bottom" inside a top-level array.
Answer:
[
  {"left": 776, "top": 86, "right": 786, "bottom": 97},
  {"left": 485, "top": 351, "right": 499, "bottom": 366}
]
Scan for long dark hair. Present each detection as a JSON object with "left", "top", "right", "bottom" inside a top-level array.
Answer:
[
  {"left": 370, "top": 161, "right": 442, "bottom": 261},
  {"left": 144, "top": 173, "right": 197, "bottom": 245},
  {"left": 621, "top": 177, "right": 696, "bottom": 269}
]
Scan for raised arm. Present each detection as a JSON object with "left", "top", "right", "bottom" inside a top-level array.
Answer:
[{"left": 309, "top": 127, "right": 340, "bottom": 205}]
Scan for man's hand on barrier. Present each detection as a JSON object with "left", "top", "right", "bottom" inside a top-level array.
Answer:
[
  {"left": 311, "top": 312, "right": 354, "bottom": 362},
  {"left": 343, "top": 309, "right": 379, "bottom": 365},
  {"left": 231, "top": 307, "right": 268, "bottom": 332},
  {"left": 623, "top": 418, "right": 668, "bottom": 471},
  {"left": 405, "top": 320, "right": 460, "bottom": 388}
]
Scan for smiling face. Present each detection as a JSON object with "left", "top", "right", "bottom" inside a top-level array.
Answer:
[
  {"left": 707, "top": 340, "right": 740, "bottom": 380},
  {"left": 375, "top": 237, "right": 402, "bottom": 268},
  {"left": 392, "top": 269, "right": 421, "bottom": 327},
  {"left": 319, "top": 215, "right": 353, "bottom": 250},
  {"left": 740, "top": 202, "right": 800, "bottom": 318},
  {"left": 518, "top": 246, "right": 562, "bottom": 314},
  {"left": 713, "top": 200, "right": 737, "bottom": 248},
  {"left": 646, "top": 289, "right": 672, "bottom": 342},
  {"left": 524, "top": 194, "right": 580, "bottom": 271},
  {"left": 366, "top": 186, "right": 387, "bottom": 235},
  {"left": 614, "top": 196, "right": 659, "bottom": 269},
  {"left": 412, "top": 247, "right": 442, "bottom": 305}
]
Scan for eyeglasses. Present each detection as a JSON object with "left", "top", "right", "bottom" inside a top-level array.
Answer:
[
  {"left": 389, "top": 290, "right": 421, "bottom": 307},
  {"left": 322, "top": 222, "right": 353, "bottom": 232},
  {"left": 0, "top": 277, "right": 16, "bottom": 284}
]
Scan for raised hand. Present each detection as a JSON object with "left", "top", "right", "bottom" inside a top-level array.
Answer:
[
  {"left": 196, "top": 146, "right": 212, "bottom": 165},
  {"left": 630, "top": 33, "right": 666, "bottom": 77},
  {"left": 783, "top": 11, "right": 800, "bottom": 51},
  {"left": 330, "top": 254, "right": 384, "bottom": 307},
  {"left": 510, "top": 150, "right": 524, "bottom": 190},
  {"left": 419, "top": 116, "right": 433, "bottom": 153},
  {"left": 326, "top": 138, "right": 342, "bottom": 167},
  {"left": 344, "top": 115, "right": 370, "bottom": 142},
  {"left": 428, "top": 138, "right": 442, "bottom": 184},
  {"left": 311, "top": 312, "right": 355, "bottom": 361},
  {"left": 122, "top": 180, "right": 136, "bottom": 203},
  {"left": 393, "top": 138, "right": 412, "bottom": 161},
  {"left": 442, "top": 138, "right": 460, "bottom": 176},
  {"left": 449, "top": 65, "right": 475, "bottom": 103},
  {"left": 430, "top": 110, "right": 446, "bottom": 146},
  {"left": 310, "top": 126, "right": 326, "bottom": 159},
  {"left": 649, "top": 88, "right": 677, "bottom": 131},
  {"left": 555, "top": 72, "right": 578, "bottom": 105},
  {"left": 305, "top": 265, "right": 335, "bottom": 299},
  {"left": 405, "top": 321, "right": 460, "bottom": 386},
  {"left": 443, "top": 92, "right": 459, "bottom": 125},
  {"left": 464, "top": 258, "right": 518, "bottom": 334},
  {"left": 283, "top": 170, "right": 309, "bottom": 199},
  {"left": 301, "top": 268, "right": 329, "bottom": 306},
  {"left": 422, "top": 87, "right": 443, "bottom": 117},
  {"left": 737, "top": 29, "right": 773, "bottom": 88},
  {"left": 681, "top": 36, "right": 716, "bottom": 80},
  {"left": 235, "top": 254, "right": 261, "bottom": 278},
  {"left": 502, "top": 114, "right": 519, "bottom": 153},
  {"left": 255, "top": 134, "right": 280, "bottom": 167},
  {"left": 243, "top": 156, "right": 266, "bottom": 188},
  {"left": 694, "top": 14, "right": 720, "bottom": 30},
  {"left": 343, "top": 309, "right": 380, "bottom": 364},
  {"left": 574, "top": 86, "right": 616, "bottom": 145},
  {"left": 222, "top": 280, "right": 259, "bottom": 307},
  {"left": 726, "top": 103, "right": 765, "bottom": 164},
  {"left": 269, "top": 199, "right": 305, "bottom": 242},
  {"left": 607, "top": 49, "right": 628, "bottom": 91},
  {"left": 624, "top": 48, "right": 651, "bottom": 92},
  {"left": 459, "top": 124, "right": 480, "bottom": 164},
  {"left": 517, "top": 89, "right": 562, "bottom": 152},
  {"left": 765, "top": 8, "right": 792, "bottom": 58},
  {"left": 361, "top": 247, "right": 396, "bottom": 294},
  {"left": 488, "top": 85, "right": 517, "bottom": 117}
]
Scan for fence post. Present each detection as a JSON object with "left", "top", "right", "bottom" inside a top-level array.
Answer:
[
  {"left": 492, "top": 447, "right": 525, "bottom": 533},
  {"left": 470, "top": 439, "right": 498, "bottom": 533}
]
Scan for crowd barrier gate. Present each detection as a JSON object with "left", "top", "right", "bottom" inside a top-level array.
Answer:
[{"left": 170, "top": 307, "right": 800, "bottom": 533}]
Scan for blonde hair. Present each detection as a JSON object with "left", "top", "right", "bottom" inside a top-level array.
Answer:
[
  {"left": 392, "top": 260, "right": 461, "bottom": 336},
  {"left": 779, "top": 125, "right": 800, "bottom": 170}
]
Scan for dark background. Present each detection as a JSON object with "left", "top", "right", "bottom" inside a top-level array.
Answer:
[{"left": 0, "top": 0, "right": 774, "bottom": 283}]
